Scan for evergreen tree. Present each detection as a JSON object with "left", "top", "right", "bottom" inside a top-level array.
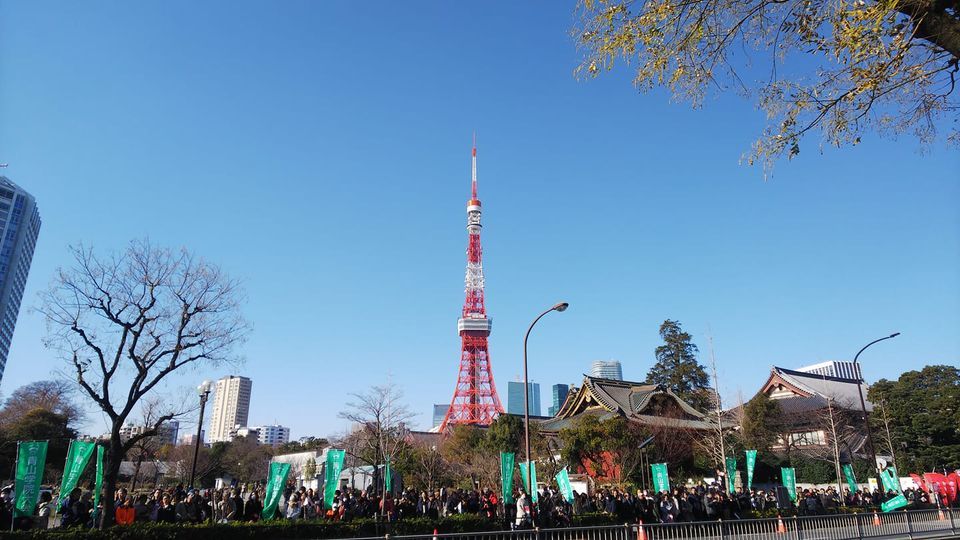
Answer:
[
  {"left": 646, "top": 320, "right": 711, "bottom": 411},
  {"left": 740, "top": 393, "right": 783, "bottom": 454},
  {"left": 867, "top": 365, "right": 960, "bottom": 472}
]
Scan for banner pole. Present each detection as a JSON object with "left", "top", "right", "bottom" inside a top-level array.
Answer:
[{"left": 10, "top": 441, "right": 18, "bottom": 532}]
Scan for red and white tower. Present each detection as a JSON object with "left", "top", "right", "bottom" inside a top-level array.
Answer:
[{"left": 439, "top": 142, "right": 504, "bottom": 431}]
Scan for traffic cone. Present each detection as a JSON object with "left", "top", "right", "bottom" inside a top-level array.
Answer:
[
  {"left": 873, "top": 512, "right": 881, "bottom": 526},
  {"left": 433, "top": 529, "right": 439, "bottom": 540},
  {"left": 636, "top": 520, "right": 646, "bottom": 540},
  {"left": 777, "top": 515, "right": 787, "bottom": 534}
]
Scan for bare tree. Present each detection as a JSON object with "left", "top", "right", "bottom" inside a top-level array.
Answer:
[
  {"left": 694, "top": 335, "right": 729, "bottom": 471},
  {"left": 160, "top": 443, "right": 218, "bottom": 486},
  {"left": 338, "top": 383, "right": 413, "bottom": 503},
  {"left": 224, "top": 435, "right": 272, "bottom": 484},
  {"left": 127, "top": 397, "right": 169, "bottom": 492},
  {"left": 810, "top": 397, "right": 849, "bottom": 495},
  {"left": 873, "top": 398, "right": 899, "bottom": 468},
  {"left": 38, "top": 240, "right": 249, "bottom": 527},
  {"left": 407, "top": 440, "right": 451, "bottom": 492}
]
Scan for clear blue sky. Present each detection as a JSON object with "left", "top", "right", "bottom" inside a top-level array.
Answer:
[{"left": 1, "top": 1, "right": 957, "bottom": 440}]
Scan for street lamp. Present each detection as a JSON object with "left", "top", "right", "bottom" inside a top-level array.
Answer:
[
  {"left": 852, "top": 332, "right": 899, "bottom": 489},
  {"left": 522, "top": 302, "right": 568, "bottom": 498},
  {"left": 189, "top": 380, "right": 212, "bottom": 489}
]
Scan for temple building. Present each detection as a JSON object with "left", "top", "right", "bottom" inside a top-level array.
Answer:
[
  {"left": 751, "top": 362, "right": 871, "bottom": 458},
  {"left": 538, "top": 375, "right": 714, "bottom": 433}
]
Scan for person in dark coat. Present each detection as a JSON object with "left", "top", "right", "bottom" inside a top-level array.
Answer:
[{"left": 244, "top": 492, "right": 263, "bottom": 522}]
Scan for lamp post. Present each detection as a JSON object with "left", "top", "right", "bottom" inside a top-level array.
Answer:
[
  {"left": 189, "top": 380, "right": 212, "bottom": 489},
  {"left": 852, "top": 333, "right": 899, "bottom": 488},
  {"left": 522, "top": 302, "right": 568, "bottom": 498}
]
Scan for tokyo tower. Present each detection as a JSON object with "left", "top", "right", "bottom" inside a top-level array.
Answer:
[{"left": 439, "top": 141, "right": 504, "bottom": 431}]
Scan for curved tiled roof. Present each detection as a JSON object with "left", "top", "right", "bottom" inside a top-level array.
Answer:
[
  {"left": 544, "top": 375, "right": 711, "bottom": 433},
  {"left": 769, "top": 366, "right": 872, "bottom": 411}
]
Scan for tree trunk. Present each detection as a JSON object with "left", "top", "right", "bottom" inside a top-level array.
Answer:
[
  {"left": 99, "top": 430, "right": 124, "bottom": 529},
  {"left": 131, "top": 454, "right": 144, "bottom": 493}
]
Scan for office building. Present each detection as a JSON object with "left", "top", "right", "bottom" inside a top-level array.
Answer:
[
  {"left": 0, "top": 177, "right": 41, "bottom": 384},
  {"left": 209, "top": 375, "right": 252, "bottom": 442},
  {"left": 507, "top": 381, "right": 541, "bottom": 416},
  {"left": 795, "top": 360, "right": 863, "bottom": 381},
  {"left": 590, "top": 360, "right": 623, "bottom": 381},
  {"left": 548, "top": 384, "right": 570, "bottom": 416},
  {"left": 432, "top": 404, "right": 449, "bottom": 428}
]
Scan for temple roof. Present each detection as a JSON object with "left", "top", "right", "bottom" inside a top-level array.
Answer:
[
  {"left": 761, "top": 366, "right": 872, "bottom": 411},
  {"left": 536, "top": 375, "right": 713, "bottom": 432}
]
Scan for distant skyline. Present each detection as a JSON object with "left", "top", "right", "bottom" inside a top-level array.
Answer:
[{"left": 0, "top": 2, "right": 957, "bottom": 440}]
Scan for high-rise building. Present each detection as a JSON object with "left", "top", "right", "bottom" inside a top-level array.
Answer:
[
  {"left": 0, "top": 177, "right": 40, "bottom": 384},
  {"left": 209, "top": 375, "right": 252, "bottom": 443},
  {"left": 590, "top": 360, "right": 623, "bottom": 381},
  {"left": 440, "top": 143, "right": 505, "bottom": 430},
  {"left": 250, "top": 425, "right": 290, "bottom": 447},
  {"left": 432, "top": 404, "right": 449, "bottom": 428},
  {"left": 796, "top": 361, "right": 863, "bottom": 381},
  {"left": 548, "top": 384, "right": 570, "bottom": 416},
  {"left": 507, "top": 381, "right": 541, "bottom": 416}
]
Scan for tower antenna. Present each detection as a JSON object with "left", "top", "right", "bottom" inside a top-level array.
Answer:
[{"left": 471, "top": 133, "right": 478, "bottom": 200}]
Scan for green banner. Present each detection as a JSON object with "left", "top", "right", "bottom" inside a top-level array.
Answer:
[
  {"left": 519, "top": 461, "right": 538, "bottom": 502},
  {"left": 880, "top": 467, "right": 902, "bottom": 494},
  {"left": 842, "top": 463, "right": 858, "bottom": 494},
  {"left": 262, "top": 461, "right": 291, "bottom": 520},
  {"left": 59, "top": 440, "right": 96, "bottom": 500},
  {"left": 781, "top": 467, "right": 797, "bottom": 501},
  {"left": 500, "top": 452, "right": 515, "bottom": 505},
  {"left": 13, "top": 441, "right": 48, "bottom": 519},
  {"left": 384, "top": 456, "right": 392, "bottom": 493},
  {"left": 555, "top": 467, "right": 574, "bottom": 503},
  {"left": 651, "top": 463, "right": 670, "bottom": 493},
  {"left": 323, "top": 449, "right": 346, "bottom": 509},
  {"left": 725, "top": 457, "right": 737, "bottom": 494},
  {"left": 888, "top": 466, "right": 902, "bottom": 493},
  {"left": 745, "top": 450, "right": 758, "bottom": 491},
  {"left": 880, "top": 493, "right": 908, "bottom": 512},
  {"left": 93, "top": 445, "right": 104, "bottom": 524}
]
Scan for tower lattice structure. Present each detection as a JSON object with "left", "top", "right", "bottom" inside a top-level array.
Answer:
[{"left": 440, "top": 143, "right": 504, "bottom": 431}]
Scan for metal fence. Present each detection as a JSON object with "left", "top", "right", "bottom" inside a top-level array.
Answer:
[{"left": 344, "top": 508, "right": 959, "bottom": 540}]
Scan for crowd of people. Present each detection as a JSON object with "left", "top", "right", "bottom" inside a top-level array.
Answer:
[{"left": 0, "top": 476, "right": 950, "bottom": 531}]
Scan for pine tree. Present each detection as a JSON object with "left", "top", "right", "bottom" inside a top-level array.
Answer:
[{"left": 646, "top": 320, "right": 711, "bottom": 411}]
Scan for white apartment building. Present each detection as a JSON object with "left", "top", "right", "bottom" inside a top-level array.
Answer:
[
  {"left": 209, "top": 375, "right": 252, "bottom": 443},
  {"left": 252, "top": 425, "right": 290, "bottom": 447}
]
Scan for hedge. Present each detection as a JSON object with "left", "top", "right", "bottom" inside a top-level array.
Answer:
[
  {"left": 14, "top": 507, "right": 934, "bottom": 540},
  {"left": 5, "top": 514, "right": 626, "bottom": 540}
]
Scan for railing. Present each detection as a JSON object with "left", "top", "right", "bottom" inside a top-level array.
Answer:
[{"left": 341, "top": 508, "right": 958, "bottom": 540}]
